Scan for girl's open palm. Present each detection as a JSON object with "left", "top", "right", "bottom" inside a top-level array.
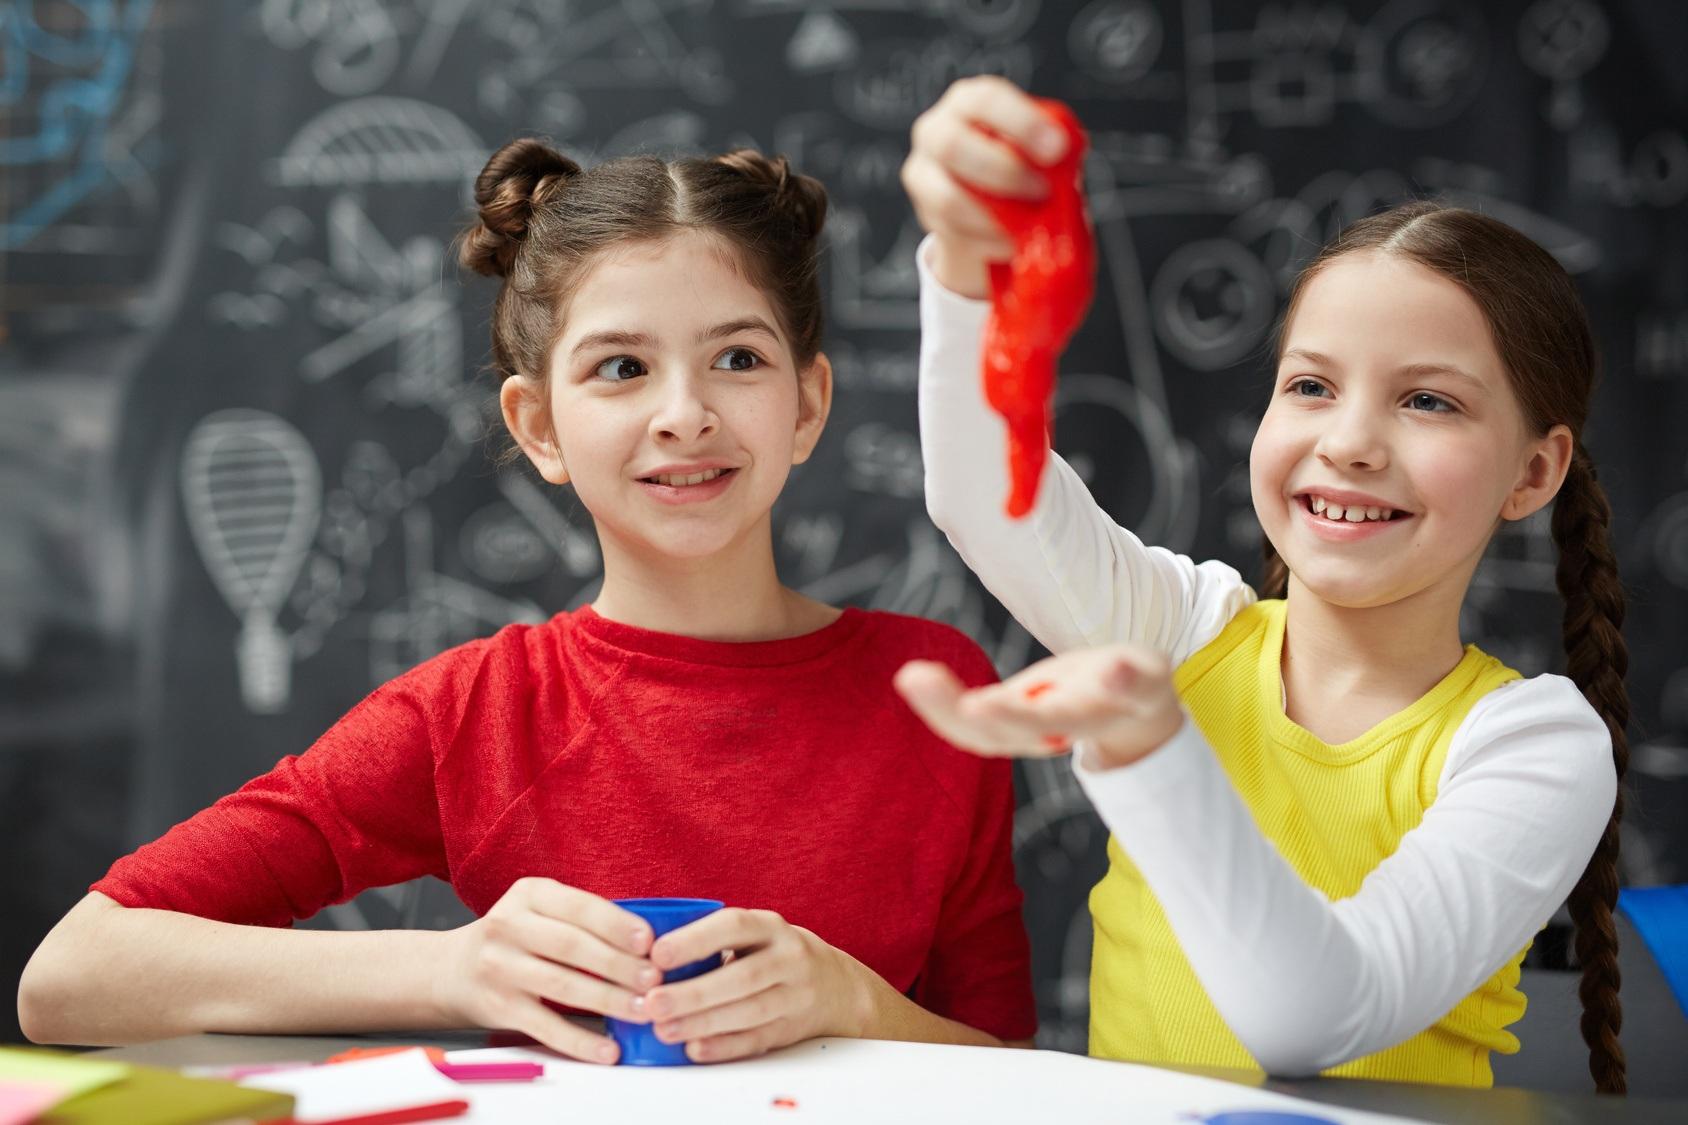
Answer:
[{"left": 895, "top": 645, "right": 1186, "bottom": 770}]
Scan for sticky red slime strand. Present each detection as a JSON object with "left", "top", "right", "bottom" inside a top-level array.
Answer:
[{"left": 963, "top": 99, "right": 1095, "bottom": 519}]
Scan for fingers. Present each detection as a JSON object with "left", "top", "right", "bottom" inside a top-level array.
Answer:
[
  {"left": 685, "top": 1021, "right": 793, "bottom": 1063},
  {"left": 912, "top": 104, "right": 1048, "bottom": 198},
  {"left": 902, "top": 155, "right": 1017, "bottom": 249},
  {"left": 992, "top": 648, "right": 1171, "bottom": 731},
  {"left": 646, "top": 946, "right": 785, "bottom": 1024},
  {"left": 896, "top": 649, "right": 1174, "bottom": 757},
  {"left": 894, "top": 660, "right": 1055, "bottom": 757},
  {"left": 903, "top": 75, "right": 1068, "bottom": 276},
  {"left": 940, "top": 75, "right": 1068, "bottom": 165},
  {"left": 500, "top": 996, "right": 623, "bottom": 1065},
  {"left": 516, "top": 878, "right": 653, "bottom": 956},
  {"left": 649, "top": 907, "right": 778, "bottom": 973},
  {"left": 493, "top": 907, "right": 660, "bottom": 994},
  {"left": 497, "top": 947, "right": 650, "bottom": 1022},
  {"left": 653, "top": 986, "right": 794, "bottom": 1062}
]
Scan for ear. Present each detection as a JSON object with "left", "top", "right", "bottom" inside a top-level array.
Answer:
[
  {"left": 500, "top": 375, "right": 569, "bottom": 485},
  {"left": 1501, "top": 422, "right": 1573, "bottom": 522},
  {"left": 791, "top": 351, "right": 834, "bottom": 466}
]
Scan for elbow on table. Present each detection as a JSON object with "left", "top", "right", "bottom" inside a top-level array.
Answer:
[
  {"left": 17, "top": 938, "right": 82, "bottom": 1044},
  {"left": 1233, "top": 1005, "right": 1376, "bottom": 1080},
  {"left": 17, "top": 894, "right": 126, "bottom": 1045}
]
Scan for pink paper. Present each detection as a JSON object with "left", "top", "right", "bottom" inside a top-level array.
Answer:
[{"left": 0, "top": 1080, "right": 63, "bottom": 1125}]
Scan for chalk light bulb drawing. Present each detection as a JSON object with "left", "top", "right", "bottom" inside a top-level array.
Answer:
[{"left": 181, "top": 409, "right": 322, "bottom": 714}]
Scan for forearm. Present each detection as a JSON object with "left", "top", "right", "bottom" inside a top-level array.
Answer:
[
  {"left": 1070, "top": 691, "right": 1613, "bottom": 1075},
  {"left": 916, "top": 236, "right": 1251, "bottom": 661},
  {"left": 841, "top": 953, "right": 1003, "bottom": 1049},
  {"left": 19, "top": 893, "right": 454, "bottom": 1046}
]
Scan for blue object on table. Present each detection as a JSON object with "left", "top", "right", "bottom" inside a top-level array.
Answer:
[
  {"left": 608, "top": 897, "right": 725, "bottom": 1066},
  {"left": 1203, "top": 1115, "right": 1340, "bottom": 1125},
  {"left": 1617, "top": 884, "right": 1688, "bottom": 1020}
]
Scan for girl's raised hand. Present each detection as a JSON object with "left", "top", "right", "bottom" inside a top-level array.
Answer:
[
  {"left": 434, "top": 877, "right": 661, "bottom": 1064},
  {"left": 639, "top": 908, "right": 870, "bottom": 1062},
  {"left": 894, "top": 645, "right": 1186, "bottom": 770},
  {"left": 901, "top": 75, "right": 1072, "bottom": 298}
]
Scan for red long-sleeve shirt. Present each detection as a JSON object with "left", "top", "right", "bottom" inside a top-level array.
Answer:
[{"left": 94, "top": 606, "right": 1037, "bottom": 1040}]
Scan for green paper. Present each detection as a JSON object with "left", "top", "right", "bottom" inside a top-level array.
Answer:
[
  {"left": 0, "top": 1050, "right": 127, "bottom": 1103},
  {"left": 0, "top": 1050, "right": 294, "bottom": 1125}
]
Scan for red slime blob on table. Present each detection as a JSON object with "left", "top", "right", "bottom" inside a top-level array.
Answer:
[{"left": 962, "top": 99, "right": 1095, "bottom": 518}]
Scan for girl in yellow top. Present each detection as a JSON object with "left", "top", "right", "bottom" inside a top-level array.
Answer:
[{"left": 893, "top": 77, "right": 1627, "bottom": 1093}]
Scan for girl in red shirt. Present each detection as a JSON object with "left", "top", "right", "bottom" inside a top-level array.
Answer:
[{"left": 19, "top": 140, "right": 1035, "bottom": 1062}]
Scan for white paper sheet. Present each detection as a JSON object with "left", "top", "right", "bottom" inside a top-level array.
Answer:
[
  {"left": 438, "top": 1039, "right": 1434, "bottom": 1125},
  {"left": 243, "top": 1049, "right": 466, "bottom": 1123}
]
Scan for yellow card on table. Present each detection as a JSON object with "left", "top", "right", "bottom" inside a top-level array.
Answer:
[{"left": 0, "top": 1051, "right": 126, "bottom": 1103}]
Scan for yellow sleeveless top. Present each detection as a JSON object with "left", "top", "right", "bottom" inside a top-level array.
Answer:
[{"left": 1088, "top": 599, "right": 1528, "bottom": 1086}]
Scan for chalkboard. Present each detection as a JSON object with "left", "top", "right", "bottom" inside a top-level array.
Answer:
[{"left": 3, "top": 0, "right": 1685, "bottom": 1064}]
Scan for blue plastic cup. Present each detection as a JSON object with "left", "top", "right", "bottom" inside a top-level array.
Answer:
[{"left": 608, "top": 897, "right": 724, "bottom": 1066}]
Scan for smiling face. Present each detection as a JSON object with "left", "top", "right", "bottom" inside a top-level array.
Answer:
[
  {"left": 501, "top": 230, "right": 830, "bottom": 567},
  {"left": 1249, "top": 250, "right": 1563, "bottom": 611}
]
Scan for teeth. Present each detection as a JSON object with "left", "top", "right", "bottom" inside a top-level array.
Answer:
[
  {"left": 1305, "top": 495, "right": 1398, "bottom": 523},
  {"left": 652, "top": 468, "right": 725, "bottom": 487}
]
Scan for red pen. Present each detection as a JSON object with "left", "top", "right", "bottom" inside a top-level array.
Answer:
[{"left": 261, "top": 1098, "right": 470, "bottom": 1125}]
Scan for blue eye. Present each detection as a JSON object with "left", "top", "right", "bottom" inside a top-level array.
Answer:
[
  {"left": 1288, "top": 378, "right": 1328, "bottom": 397},
  {"left": 1408, "top": 392, "right": 1453, "bottom": 412},
  {"left": 711, "top": 346, "right": 762, "bottom": 373},
  {"left": 594, "top": 355, "right": 646, "bottom": 382}
]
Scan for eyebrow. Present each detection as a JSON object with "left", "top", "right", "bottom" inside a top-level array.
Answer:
[
  {"left": 1279, "top": 348, "right": 1486, "bottom": 388},
  {"left": 569, "top": 316, "right": 782, "bottom": 360}
]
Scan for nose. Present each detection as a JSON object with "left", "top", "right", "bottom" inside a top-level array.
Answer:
[
  {"left": 648, "top": 371, "right": 719, "bottom": 445},
  {"left": 1313, "top": 401, "right": 1389, "bottom": 473}
]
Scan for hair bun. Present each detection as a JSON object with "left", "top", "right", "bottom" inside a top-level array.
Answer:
[
  {"left": 460, "top": 138, "right": 582, "bottom": 278},
  {"left": 715, "top": 149, "right": 828, "bottom": 243}
]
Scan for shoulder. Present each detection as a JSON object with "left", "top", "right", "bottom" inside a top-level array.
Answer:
[
  {"left": 379, "top": 613, "right": 568, "bottom": 709},
  {"left": 853, "top": 610, "right": 998, "bottom": 688},
  {"left": 1443, "top": 672, "right": 1615, "bottom": 795}
]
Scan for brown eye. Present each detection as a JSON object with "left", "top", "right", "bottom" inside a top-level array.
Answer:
[
  {"left": 594, "top": 356, "right": 646, "bottom": 382},
  {"left": 711, "top": 347, "right": 762, "bottom": 372}
]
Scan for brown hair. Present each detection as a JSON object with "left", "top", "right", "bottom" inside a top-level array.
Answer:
[
  {"left": 1260, "top": 201, "right": 1628, "bottom": 1093},
  {"left": 459, "top": 136, "right": 829, "bottom": 393}
]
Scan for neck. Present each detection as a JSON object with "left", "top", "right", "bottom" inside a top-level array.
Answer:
[
  {"left": 1281, "top": 574, "right": 1469, "bottom": 710},
  {"left": 590, "top": 517, "right": 832, "bottom": 642}
]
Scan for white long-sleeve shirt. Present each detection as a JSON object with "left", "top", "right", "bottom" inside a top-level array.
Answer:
[{"left": 915, "top": 236, "right": 1616, "bottom": 1076}]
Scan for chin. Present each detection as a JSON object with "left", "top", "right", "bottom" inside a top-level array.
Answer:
[
  {"left": 1283, "top": 563, "right": 1403, "bottom": 610},
  {"left": 644, "top": 534, "right": 737, "bottom": 562}
]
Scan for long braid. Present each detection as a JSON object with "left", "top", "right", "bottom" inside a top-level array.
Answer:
[
  {"left": 1263, "top": 203, "right": 1628, "bottom": 1091},
  {"left": 1258, "top": 537, "right": 1288, "bottom": 600},
  {"left": 1552, "top": 450, "right": 1629, "bottom": 1095}
]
